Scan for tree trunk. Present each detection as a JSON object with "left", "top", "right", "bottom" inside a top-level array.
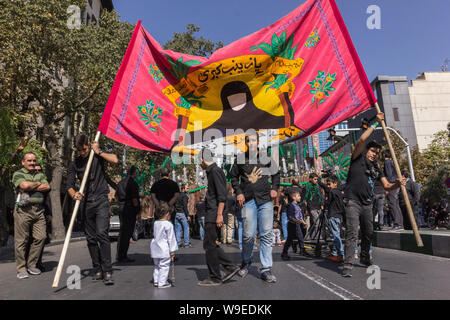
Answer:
[{"left": 44, "top": 126, "right": 66, "bottom": 241}]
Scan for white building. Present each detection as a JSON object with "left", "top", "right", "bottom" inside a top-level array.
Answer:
[{"left": 409, "top": 72, "right": 450, "bottom": 151}]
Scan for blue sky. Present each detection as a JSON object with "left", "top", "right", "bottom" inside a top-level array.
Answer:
[{"left": 113, "top": 0, "right": 450, "bottom": 83}]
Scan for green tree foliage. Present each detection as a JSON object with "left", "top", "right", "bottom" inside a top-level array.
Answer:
[
  {"left": 0, "top": 0, "right": 134, "bottom": 239},
  {"left": 384, "top": 130, "right": 449, "bottom": 203},
  {"left": 163, "top": 24, "right": 223, "bottom": 57}
]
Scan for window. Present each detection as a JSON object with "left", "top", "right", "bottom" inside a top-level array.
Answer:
[
  {"left": 388, "top": 83, "right": 396, "bottom": 95},
  {"left": 393, "top": 108, "right": 400, "bottom": 121}
]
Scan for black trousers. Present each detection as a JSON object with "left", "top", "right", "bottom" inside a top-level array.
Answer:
[
  {"left": 344, "top": 199, "right": 373, "bottom": 270},
  {"left": 117, "top": 204, "right": 138, "bottom": 260},
  {"left": 387, "top": 189, "right": 403, "bottom": 227},
  {"left": 400, "top": 204, "right": 418, "bottom": 230},
  {"left": 204, "top": 222, "right": 234, "bottom": 280},
  {"left": 84, "top": 195, "right": 112, "bottom": 273},
  {"left": 282, "top": 222, "right": 305, "bottom": 254}
]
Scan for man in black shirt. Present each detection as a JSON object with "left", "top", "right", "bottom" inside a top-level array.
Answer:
[
  {"left": 174, "top": 184, "right": 191, "bottom": 247},
  {"left": 342, "top": 113, "right": 405, "bottom": 278},
  {"left": 198, "top": 148, "right": 239, "bottom": 286},
  {"left": 150, "top": 168, "right": 180, "bottom": 221},
  {"left": 303, "top": 173, "right": 324, "bottom": 240},
  {"left": 116, "top": 165, "right": 140, "bottom": 263},
  {"left": 398, "top": 171, "right": 420, "bottom": 231},
  {"left": 383, "top": 150, "right": 403, "bottom": 230},
  {"left": 230, "top": 133, "right": 280, "bottom": 283},
  {"left": 67, "top": 133, "right": 118, "bottom": 285}
]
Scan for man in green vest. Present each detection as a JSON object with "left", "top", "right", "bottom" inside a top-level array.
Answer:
[{"left": 12, "top": 152, "right": 50, "bottom": 279}]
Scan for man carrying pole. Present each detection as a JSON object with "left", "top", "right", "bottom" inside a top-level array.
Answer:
[
  {"left": 66, "top": 133, "right": 118, "bottom": 285},
  {"left": 342, "top": 113, "right": 406, "bottom": 278}
]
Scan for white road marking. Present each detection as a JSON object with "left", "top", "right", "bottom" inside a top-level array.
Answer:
[{"left": 287, "top": 264, "right": 363, "bottom": 300}]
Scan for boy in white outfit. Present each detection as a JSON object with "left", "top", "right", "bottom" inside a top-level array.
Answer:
[{"left": 150, "top": 203, "right": 178, "bottom": 288}]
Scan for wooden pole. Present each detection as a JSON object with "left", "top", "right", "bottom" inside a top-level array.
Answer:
[
  {"left": 52, "top": 131, "right": 102, "bottom": 288},
  {"left": 374, "top": 103, "right": 423, "bottom": 247}
]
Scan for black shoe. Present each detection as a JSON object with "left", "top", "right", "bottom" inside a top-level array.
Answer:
[
  {"left": 360, "top": 257, "right": 373, "bottom": 267},
  {"left": 300, "top": 250, "right": 312, "bottom": 257},
  {"left": 222, "top": 266, "right": 240, "bottom": 283},
  {"left": 238, "top": 263, "right": 250, "bottom": 278},
  {"left": 198, "top": 278, "right": 222, "bottom": 286},
  {"left": 342, "top": 268, "right": 352, "bottom": 277},
  {"left": 261, "top": 270, "right": 277, "bottom": 283},
  {"left": 103, "top": 272, "right": 114, "bottom": 285},
  {"left": 281, "top": 253, "right": 290, "bottom": 260},
  {"left": 292, "top": 246, "right": 298, "bottom": 253},
  {"left": 92, "top": 271, "right": 103, "bottom": 281}
]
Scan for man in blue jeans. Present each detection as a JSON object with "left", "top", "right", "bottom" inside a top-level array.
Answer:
[
  {"left": 174, "top": 185, "right": 191, "bottom": 247},
  {"left": 230, "top": 132, "right": 280, "bottom": 283}
]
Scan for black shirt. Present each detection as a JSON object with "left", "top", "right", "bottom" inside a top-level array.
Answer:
[
  {"left": 384, "top": 159, "right": 397, "bottom": 183},
  {"left": 230, "top": 152, "right": 280, "bottom": 206},
  {"left": 303, "top": 182, "right": 323, "bottom": 211},
  {"left": 205, "top": 163, "right": 228, "bottom": 223},
  {"left": 196, "top": 200, "right": 206, "bottom": 219},
  {"left": 150, "top": 178, "right": 180, "bottom": 203},
  {"left": 124, "top": 177, "right": 140, "bottom": 208},
  {"left": 319, "top": 181, "right": 345, "bottom": 219},
  {"left": 174, "top": 192, "right": 189, "bottom": 217},
  {"left": 344, "top": 153, "right": 385, "bottom": 205},
  {"left": 225, "top": 194, "right": 237, "bottom": 215},
  {"left": 67, "top": 155, "right": 110, "bottom": 202}
]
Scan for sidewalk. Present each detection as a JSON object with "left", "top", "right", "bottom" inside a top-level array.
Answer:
[
  {"left": 373, "top": 228, "right": 450, "bottom": 258},
  {"left": 0, "top": 232, "right": 86, "bottom": 262}
]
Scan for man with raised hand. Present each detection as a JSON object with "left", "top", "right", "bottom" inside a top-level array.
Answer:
[{"left": 230, "top": 132, "right": 280, "bottom": 283}]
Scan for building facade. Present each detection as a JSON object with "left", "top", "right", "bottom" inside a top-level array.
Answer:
[{"left": 409, "top": 72, "right": 450, "bottom": 151}]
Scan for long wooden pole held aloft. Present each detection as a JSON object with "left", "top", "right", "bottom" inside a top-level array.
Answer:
[
  {"left": 52, "top": 131, "right": 102, "bottom": 288},
  {"left": 374, "top": 103, "right": 423, "bottom": 247}
]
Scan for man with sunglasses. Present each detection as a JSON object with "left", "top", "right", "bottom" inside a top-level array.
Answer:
[
  {"left": 12, "top": 152, "right": 50, "bottom": 279},
  {"left": 342, "top": 113, "right": 406, "bottom": 278}
]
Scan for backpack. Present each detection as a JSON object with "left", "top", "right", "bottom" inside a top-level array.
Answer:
[{"left": 116, "top": 177, "right": 129, "bottom": 203}]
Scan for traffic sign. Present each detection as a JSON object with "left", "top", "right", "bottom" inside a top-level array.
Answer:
[{"left": 445, "top": 177, "right": 450, "bottom": 188}]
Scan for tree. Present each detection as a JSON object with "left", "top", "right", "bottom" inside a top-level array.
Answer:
[
  {"left": 0, "top": 0, "right": 134, "bottom": 240},
  {"left": 163, "top": 24, "right": 223, "bottom": 57}
]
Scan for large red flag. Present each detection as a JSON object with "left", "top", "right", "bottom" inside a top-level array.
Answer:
[{"left": 99, "top": 0, "right": 376, "bottom": 153}]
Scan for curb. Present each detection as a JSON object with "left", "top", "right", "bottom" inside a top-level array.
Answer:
[
  {"left": 0, "top": 236, "right": 86, "bottom": 260},
  {"left": 373, "top": 230, "right": 450, "bottom": 258}
]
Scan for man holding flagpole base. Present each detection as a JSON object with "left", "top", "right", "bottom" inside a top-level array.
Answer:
[
  {"left": 67, "top": 133, "right": 119, "bottom": 285},
  {"left": 342, "top": 113, "right": 406, "bottom": 278}
]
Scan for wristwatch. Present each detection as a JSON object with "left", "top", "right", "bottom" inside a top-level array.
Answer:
[{"left": 98, "top": 149, "right": 103, "bottom": 155}]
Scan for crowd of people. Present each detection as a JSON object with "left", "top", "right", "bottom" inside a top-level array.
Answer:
[{"left": 10, "top": 112, "right": 449, "bottom": 286}]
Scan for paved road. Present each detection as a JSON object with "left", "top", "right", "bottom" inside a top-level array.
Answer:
[{"left": 0, "top": 238, "right": 449, "bottom": 300}]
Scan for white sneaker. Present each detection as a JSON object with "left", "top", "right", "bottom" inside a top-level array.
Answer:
[
  {"left": 17, "top": 272, "right": 29, "bottom": 279},
  {"left": 354, "top": 253, "right": 359, "bottom": 260}
]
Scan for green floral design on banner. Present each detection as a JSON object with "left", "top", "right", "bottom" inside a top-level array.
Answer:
[
  {"left": 148, "top": 64, "right": 164, "bottom": 83},
  {"left": 323, "top": 152, "right": 351, "bottom": 183},
  {"left": 308, "top": 71, "right": 336, "bottom": 106},
  {"left": 304, "top": 30, "right": 320, "bottom": 48},
  {"left": 137, "top": 100, "right": 163, "bottom": 134}
]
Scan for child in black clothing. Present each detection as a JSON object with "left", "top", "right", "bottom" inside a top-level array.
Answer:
[{"left": 281, "top": 191, "right": 311, "bottom": 260}]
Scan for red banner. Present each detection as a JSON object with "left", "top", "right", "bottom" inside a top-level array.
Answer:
[{"left": 99, "top": 0, "right": 376, "bottom": 153}]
